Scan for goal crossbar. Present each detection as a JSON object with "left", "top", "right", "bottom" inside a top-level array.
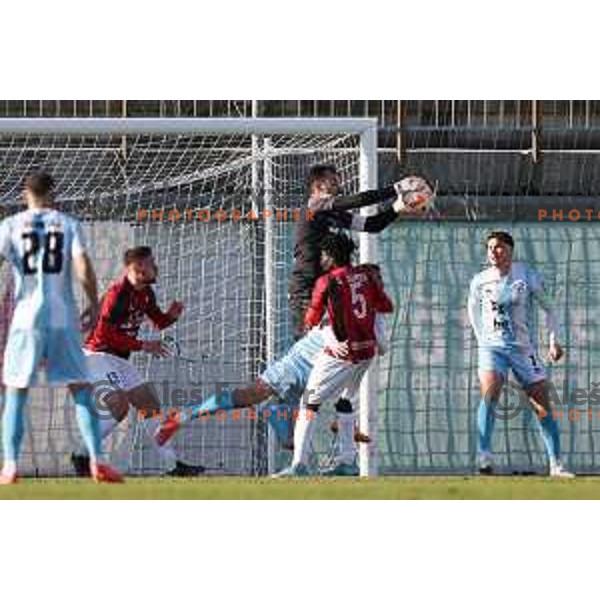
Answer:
[{"left": 0, "top": 117, "right": 378, "bottom": 137}]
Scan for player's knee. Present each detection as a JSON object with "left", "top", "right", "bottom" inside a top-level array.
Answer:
[
  {"left": 527, "top": 380, "right": 554, "bottom": 406},
  {"left": 334, "top": 398, "right": 353, "bottom": 414},
  {"left": 106, "top": 393, "right": 129, "bottom": 421},
  {"left": 480, "top": 378, "right": 504, "bottom": 400},
  {"left": 113, "top": 400, "right": 129, "bottom": 422},
  {"left": 129, "top": 384, "right": 160, "bottom": 413}
]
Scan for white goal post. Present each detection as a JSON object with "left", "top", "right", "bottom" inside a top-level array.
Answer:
[{"left": 0, "top": 117, "right": 379, "bottom": 477}]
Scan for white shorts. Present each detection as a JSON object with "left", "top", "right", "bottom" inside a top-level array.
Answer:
[
  {"left": 83, "top": 350, "right": 145, "bottom": 392},
  {"left": 303, "top": 351, "right": 371, "bottom": 408}
]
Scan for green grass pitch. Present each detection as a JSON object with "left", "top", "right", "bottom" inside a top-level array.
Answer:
[{"left": 0, "top": 476, "right": 599, "bottom": 499}]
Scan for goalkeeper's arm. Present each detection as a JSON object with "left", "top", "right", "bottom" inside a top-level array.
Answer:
[
  {"left": 345, "top": 206, "right": 399, "bottom": 233},
  {"left": 323, "top": 185, "right": 397, "bottom": 211},
  {"left": 331, "top": 176, "right": 434, "bottom": 232}
]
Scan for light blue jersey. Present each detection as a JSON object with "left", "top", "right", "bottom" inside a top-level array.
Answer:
[
  {"left": 0, "top": 208, "right": 86, "bottom": 331},
  {"left": 468, "top": 262, "right": 559, "bottom": 386},
  {"left": 0, "top": 207, "right": 89, "bottom": 387},
  {"left": 467, "top": 262, "right": 558, "bottom": 353}
]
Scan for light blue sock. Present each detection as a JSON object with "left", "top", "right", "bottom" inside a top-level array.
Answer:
[
  {"left": 184, "top": 390, "right": 234, "bottom": 422},
  {"left": 2, "top": 388, "right": 28, "bottom": 463},
  {"left": 72, "top": 387, "right": 102, "bottom": 461},
  {"left": 477, "top": 398, "right": 496, "bottom": 454},
  {"left": 537, "top": 411, "right": 560, "bottom": 461},
  {"left": 259, "top": 404, "right": 293, "bottom": 444}
]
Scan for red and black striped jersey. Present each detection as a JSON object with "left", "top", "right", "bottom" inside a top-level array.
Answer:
[
  {"left": 85, "top": 274, "right": 175, "bottom": 359},
  {"left": 304, "top": 263, "right": 394, "bottom": 362}
]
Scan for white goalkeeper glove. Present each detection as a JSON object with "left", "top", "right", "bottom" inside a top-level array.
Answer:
[{"left": 393, "top": 176, "right": 435, "bottom": 214}]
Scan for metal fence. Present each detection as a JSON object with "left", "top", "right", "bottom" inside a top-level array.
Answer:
[
  {"left": 2, "top": 101, "right": 598, "bottom": 196},
  {"left": 2, "top": 100, "right": 600, "bottom": 127}
]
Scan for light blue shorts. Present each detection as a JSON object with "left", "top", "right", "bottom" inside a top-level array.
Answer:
[
  {"left": 259, "top": 328, "right": 324, "bottom": 404},
  {"left": 3, "top": 328, "right": 90, "bottom": 388},
  {"left": 478, "top": 346, "right": 546, "bottom": 388}
]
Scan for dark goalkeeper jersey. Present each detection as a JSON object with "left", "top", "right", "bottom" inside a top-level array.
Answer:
[
  {"left": 85, "top": 275, "right": 176, "bottom": 359},
  {"left": 288, "top": 186, "right": 398, "bottom": 305}
]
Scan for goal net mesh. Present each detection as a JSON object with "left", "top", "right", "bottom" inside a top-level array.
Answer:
[
  {"left": 2, "top": 122, "right": 598, "bottom": 477},
  {"left": 0, "top": 129, "right": 364, "bottom": 476},
  {"left": 376, "top": 122, "right": 600, "bottom": 474}
]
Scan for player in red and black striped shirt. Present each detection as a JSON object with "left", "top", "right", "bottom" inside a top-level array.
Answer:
[
  {"left": 276, "top": 232, "right": 394, "bottom": 477},
  {"left": 85, "top": 256, "right": 180, "bottom": 359},
  {"left": 304, "top": 250, "right": 393, "bottom": 364},
  {"left": 72, "top": 246, "right": 204, "bottom": 477}
]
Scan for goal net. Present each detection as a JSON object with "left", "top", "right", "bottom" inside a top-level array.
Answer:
[
  {"left": 376, "top": 123, "right": 600, "bottom": 475},
  {"left": 4, "top": 116, "right": 597, "bottom": 478},
  {"left": 0, "top": 118, "right": 378, "bottom": 477}
]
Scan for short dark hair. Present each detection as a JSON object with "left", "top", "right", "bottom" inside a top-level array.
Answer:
[
  {"left": 23, "top": 171, "right": 55, "bottom": 199},
  {"left": 486, "top": 230, "right": 514, "bottom": 249},
  {"left": 308, "top": 164, "right": 338, "bottom": 190},
  {"left": 321, "top": 232, "right": 356, "bottom": 266},
  {"left": 124, "top": 246, "right": 153, "bottom": 265}
]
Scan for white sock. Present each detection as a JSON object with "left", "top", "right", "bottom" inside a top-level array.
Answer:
[
  {"left": 2, "top": 460, "right": 17, "bottom": 478},
  {"left": 336, "top": 412, "right": 356, "bottom": 465},
  {"left": 78, "top": 414, "right": 121, "bottom": 456},
  {"left": 293, "top": 406, "right": 318, "bottom": 466},
  {"left": 142, "top": 419, "right": 178, "bottom": 469}
]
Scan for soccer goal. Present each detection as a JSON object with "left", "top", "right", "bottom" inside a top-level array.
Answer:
[{"left": 0, "top": 117, "right": 379, "bottom": 477}]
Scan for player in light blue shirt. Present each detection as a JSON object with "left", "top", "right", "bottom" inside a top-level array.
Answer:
[
  {"left": 467, "top": 230, "right": 573, "bottom": 477},
  {"left": 0, "top": 171, "right": 122, "bottom": 483}
]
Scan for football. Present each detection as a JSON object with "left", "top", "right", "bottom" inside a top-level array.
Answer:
[{"left": 393, "top": 176, "right": 436, "bottom": 214}]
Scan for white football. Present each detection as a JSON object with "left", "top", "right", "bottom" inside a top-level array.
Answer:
[{"left": 393, "top": 176, "right": 436, "bottom": 214}]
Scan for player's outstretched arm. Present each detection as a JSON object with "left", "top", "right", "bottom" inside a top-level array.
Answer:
[
  {"left": 355, "top": 206, "right": 399, "bottom": 233},
  {"left": 325, "top": 185, "right": 396, "bottom": 211},
  {"left": 166, "top": 300, "right": 184, "bottom": 321},
  {"left": 344, "top": 180, "right": 434, "bottom": 233},
  {"left": 331, "top": 204, "right": 398, "bottom": 234},
  {"left": 328, "top": 176, "right": 433, "bottom": 213},
  {"left": 327, "top": 177, "right": 435, "bottom": 234},
  {"left": 145, "top": 289, "right": 184, "bottom": 330}
]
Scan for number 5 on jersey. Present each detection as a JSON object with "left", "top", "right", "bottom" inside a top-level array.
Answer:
[{"left": 350, "top": 279, "right": 367, "bottom": 320}]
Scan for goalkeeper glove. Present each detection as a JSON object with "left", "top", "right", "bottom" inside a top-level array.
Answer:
[{"left": 392, "top": 176, "right": 435, "bottom": 214}]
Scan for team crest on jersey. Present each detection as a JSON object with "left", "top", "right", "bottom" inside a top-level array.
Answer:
[
  {"left": 511, "top": 280, "right": 528, "bottom": 295},
  {"left": 129, "top": 308, "right": 145, "bottom": 328}
]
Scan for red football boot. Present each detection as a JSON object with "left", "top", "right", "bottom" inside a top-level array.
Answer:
[{"left": 91, "top": 463, "right": 124, "bottom": 483}]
